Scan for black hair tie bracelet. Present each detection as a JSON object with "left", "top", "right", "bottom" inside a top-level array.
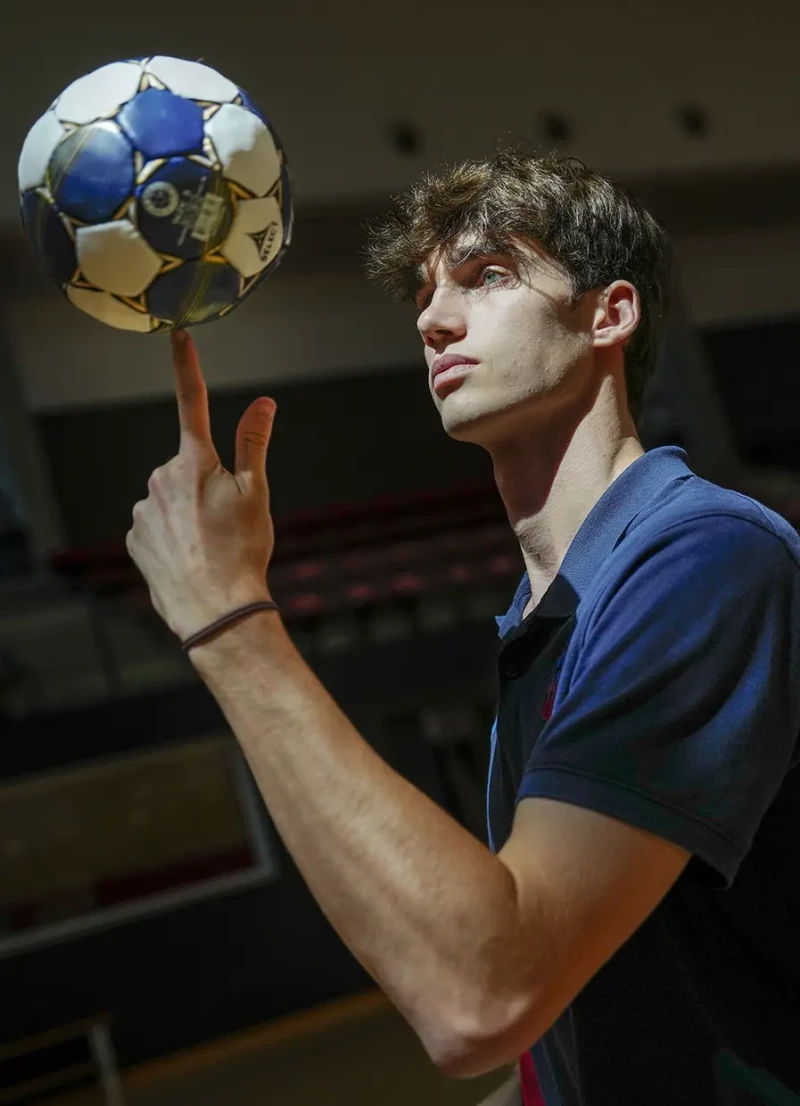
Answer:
[{"left": 181, "top": 600, "right": 279, "bottom": 652}]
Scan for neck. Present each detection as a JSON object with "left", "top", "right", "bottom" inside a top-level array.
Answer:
[{"left": 489, "top": 376, "right": 643, "bottom": 613}]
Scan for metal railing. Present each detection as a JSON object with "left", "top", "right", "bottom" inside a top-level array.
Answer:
[{"left": 0, "top": 1017, "right": 123, "bottom": 1105}]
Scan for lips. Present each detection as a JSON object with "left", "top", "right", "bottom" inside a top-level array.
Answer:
[{"left": 431, "top": 354, "right": 479, "bottom": 381}]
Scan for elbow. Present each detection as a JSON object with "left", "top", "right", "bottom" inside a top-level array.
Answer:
[
  {"left": 424, "top": 991, "right": 543, "bottom": 1080},
  {"left": 425, "top": 1037, "right": 493, "bottom": 1080},
  {"left": 433, "top": 1045, "right": 502, "bottom": 1081},
  {"left": 432, "top": 1035, "right": 521, "bottom": 1081},
  {"left": 424, "top": 1031, "right": 486, "bottom": 1080}
]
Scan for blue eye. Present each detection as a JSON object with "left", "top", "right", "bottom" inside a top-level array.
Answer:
[{"left": 481, "top": 268, "right": 504, "bottom": 286}]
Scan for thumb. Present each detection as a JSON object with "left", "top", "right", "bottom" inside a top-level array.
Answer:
[{"left": 235, "top": 397, "right": 276, "bottom": 483}]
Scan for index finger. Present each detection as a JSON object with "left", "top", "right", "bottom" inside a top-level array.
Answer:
[{"left": 172, "top": 330, "right": 214, "bottom": 456}]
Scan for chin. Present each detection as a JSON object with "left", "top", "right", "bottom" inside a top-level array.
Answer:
[{"left": 440, "top": 398, "right": 502, "bottom": 444}]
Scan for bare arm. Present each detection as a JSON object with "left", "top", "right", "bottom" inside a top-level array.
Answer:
[
  {"left": 194, "top": 618, "right": 688, "bottom": 1080},
  {"left": 193, "top": 616, "right": 526, "bottom": 1072}
]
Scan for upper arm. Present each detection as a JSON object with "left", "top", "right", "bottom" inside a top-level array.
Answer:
[
  {"left": 495, "top": 796, "right": 690, "bottom": 1050},
  {"left": 519, "top": 515, "right": 800, "bottom": 886}
]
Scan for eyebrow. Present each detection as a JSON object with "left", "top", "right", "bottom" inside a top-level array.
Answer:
[{"left": 414, "top": 244, "right": 515, "bottom": 301}]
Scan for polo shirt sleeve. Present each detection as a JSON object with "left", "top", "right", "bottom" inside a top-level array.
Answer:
[{"left": 518, "top": 513, "right": 800, "bottom": 886}]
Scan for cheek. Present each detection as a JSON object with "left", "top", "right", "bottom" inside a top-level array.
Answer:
[
  {"left": 503, "top": 321, "right": 583, "bottom": 395},
  {"left": 501, "top": 311, "right": 556, "bottom": 370}
]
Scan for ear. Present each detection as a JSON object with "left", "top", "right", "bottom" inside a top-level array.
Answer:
[{"left": 591, "top": 280, "right": 640, "bottom": 352}]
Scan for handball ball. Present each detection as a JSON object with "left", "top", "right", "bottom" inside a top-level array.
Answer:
[{"left": 17, "top": 57, "right": 293, "bottom": 333}]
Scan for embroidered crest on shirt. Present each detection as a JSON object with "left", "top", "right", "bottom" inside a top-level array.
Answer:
[{"left": 541, "top": 655, "right": 565, "bottom": 720}]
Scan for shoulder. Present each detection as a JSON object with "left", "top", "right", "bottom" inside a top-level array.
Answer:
[
  {"left": 582, "top": 480, "right": 800, "bottom": 632},
  {"left": 619, "top": 478, "right": 800, "bottom": 577}
]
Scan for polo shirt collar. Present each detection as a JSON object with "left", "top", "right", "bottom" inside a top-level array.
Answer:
[{"left": 495, "top": 446, "right": 693, "bottom": 637}]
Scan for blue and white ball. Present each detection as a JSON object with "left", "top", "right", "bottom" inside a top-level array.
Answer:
[{"left": 17, "top": 57, "right": 293, "bottom": 332}]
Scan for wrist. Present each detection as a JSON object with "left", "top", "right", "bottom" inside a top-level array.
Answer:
[
  {"left": 181, "top": 597, "right": 278, "bottom": 651},
  {"left": 187, "top": 601, "right": 285, "bottom": 678}
]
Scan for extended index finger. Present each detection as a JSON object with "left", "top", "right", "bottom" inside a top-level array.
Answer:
[{"left": 172, "top": 330, "right": 214, "bottom": 456}]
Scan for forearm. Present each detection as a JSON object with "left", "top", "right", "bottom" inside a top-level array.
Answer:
[{"left": 192, "top": 611, "right": 522, "bottom": 1065}]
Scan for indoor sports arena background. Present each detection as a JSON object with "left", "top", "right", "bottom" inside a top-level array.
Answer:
[{"left": 1, "top": 0, "right": 799, "bottom": 1102}]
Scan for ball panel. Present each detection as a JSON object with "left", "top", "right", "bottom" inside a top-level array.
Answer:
[
  {"left": 49, "top": 123, "right": 135, "bottom": 222},
  {"left": 248, "top": 232, "right": 290, "bottom": 292},
  {"left": 21, "top": 189, "right": 77, "bottom": 285},
  {"left": 237, "top": 90, "right": 286, "bottom": 160},
  {"left": 147, "top": 259, "right": 241, "bottom": 326},
  {"left": 145, "top": 57, "right": 238, "bottom": 104},
  {"left": 55, "top": 62, "right": 144, "bottom": 125},
  {"left": 221, "top": 195, "right": 283, "bottom": 277},
  {"left": 67, "top": 285, "right": 154, "bottom": 332},
  {"left": 236, "top": 88, "right": 270, "bottom": 129},
  {"left": 18, "top": 111, "right": 66, "bottom": 193},
  {"left": 248, "top": 165, "right": 292, "bottom": 290},
  {"left": 251, "top": 250, "right": 284, "bottom": 293},
  {"left": 75, "top": 221, "right": 162, "bottom": 296},
  {"left": 134, "top": 158, "right": 233, "bottom": 261},
  {"left": 117, "top": 89, "right": 205, "bottom": 160},
  {"left": 205, "top": 104, "right": 280, "bottom": 197}
]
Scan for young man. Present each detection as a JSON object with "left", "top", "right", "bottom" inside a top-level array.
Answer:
[{"left": 126, "top": 152, "right": 800, "bottom": 1105}]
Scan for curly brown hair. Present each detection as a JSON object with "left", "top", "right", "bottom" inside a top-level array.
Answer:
[{"left": 365, "top": 149, "right": 672, "bottom": 417}]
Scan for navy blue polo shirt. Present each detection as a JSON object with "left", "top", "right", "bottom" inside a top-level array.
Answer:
[{"left": 488, "top": 446, "right": 800, "bottom": 1106}]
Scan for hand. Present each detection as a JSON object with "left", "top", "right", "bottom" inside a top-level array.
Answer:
[{"left": 126, "top": 331, "right": 276, "bottom": 642}]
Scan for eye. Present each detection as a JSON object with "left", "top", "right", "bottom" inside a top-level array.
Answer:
[{"left": 477, "top": 266, "right": 507, "bottom": 288}]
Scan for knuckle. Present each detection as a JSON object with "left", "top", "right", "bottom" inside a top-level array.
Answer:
[{"left": 146, "top": 467, "right": 163, "bottom": 494}]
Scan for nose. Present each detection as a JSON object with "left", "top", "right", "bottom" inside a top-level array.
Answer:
[{"left": 417, "top": 286, "right": 467, "bottom": 352}]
